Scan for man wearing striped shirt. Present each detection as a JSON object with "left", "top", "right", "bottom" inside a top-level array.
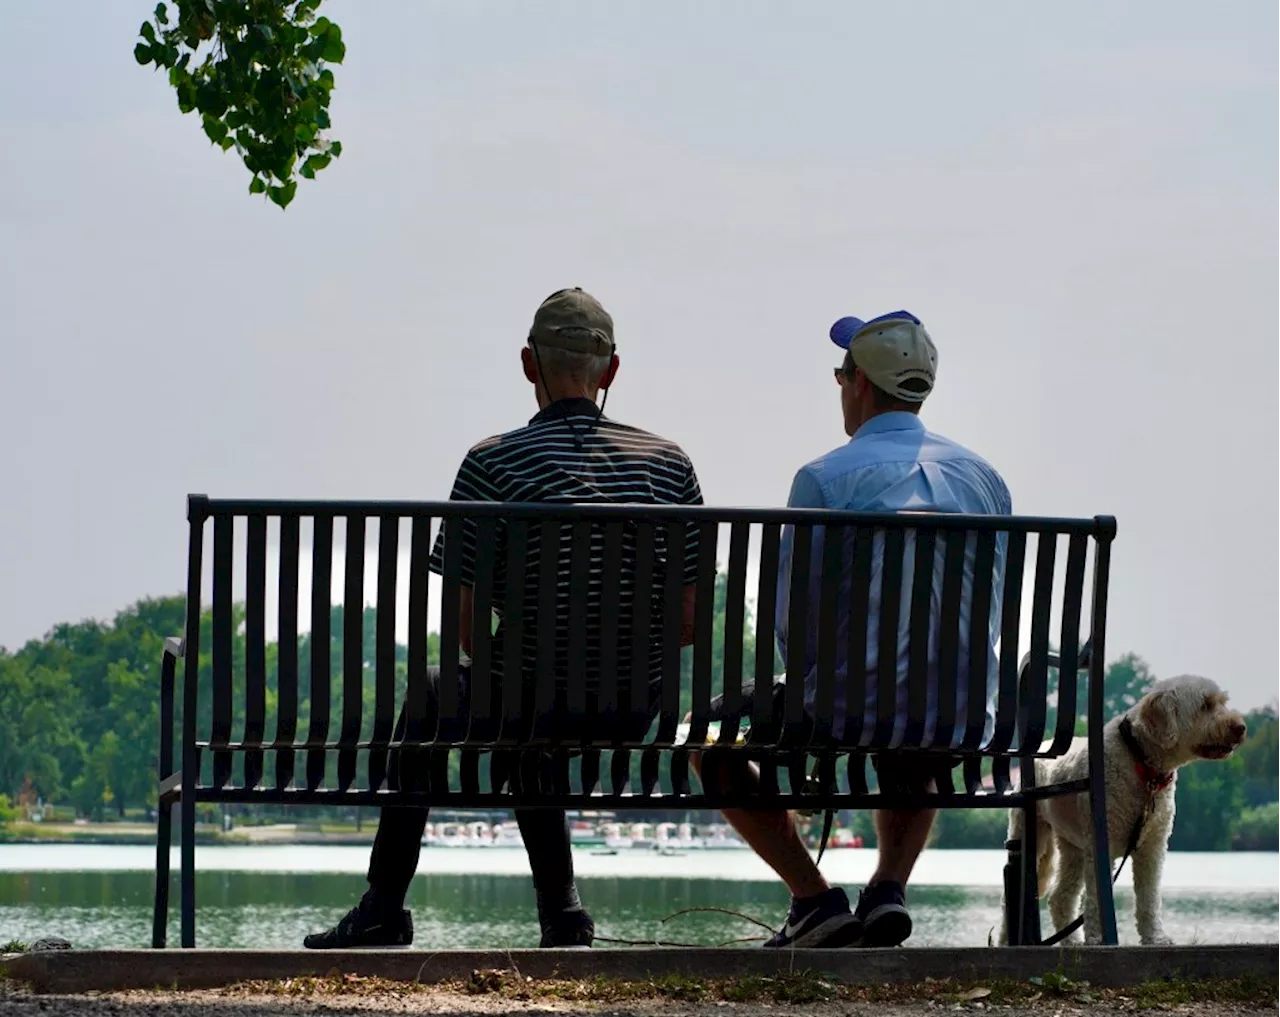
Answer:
[{"left": 305, "top": 288, "right": 703, "bottom": 951}]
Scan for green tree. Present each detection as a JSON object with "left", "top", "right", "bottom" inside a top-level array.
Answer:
[
  {"left": 1168, "top": 754, "right": 1246, "bottom": 851},
  {"left": 1237, "top": 706, "right": 1278, "bottom": 807},
  {"left": 135, "top": 1, "right": 345, "bottom": 207},
  {"left": 1232, "top": 803, "right": 1279, "bottom": 851}
]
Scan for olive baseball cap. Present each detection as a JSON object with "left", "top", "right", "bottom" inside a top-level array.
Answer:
[
  {"left": 527, "top": 287, "right": 615, "bottom": 355},
  {"left": 830, "top": 310, "right": 937, "bottom": 403}
]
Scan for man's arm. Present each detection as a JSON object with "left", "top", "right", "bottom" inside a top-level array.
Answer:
[
  {"left": 775, "top": 466, "right": 827, "bottom": 659},
  {"left": 429, "top": 450, "right": 500, "bottom": 657}
]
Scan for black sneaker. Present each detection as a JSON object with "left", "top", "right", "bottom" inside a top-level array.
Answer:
[
  {"left": 852, "top": 880, "right": 912, "bottom": 947},
  {"left": 303, "top": 901, "right": 413, "bottom": 949},
  {"left": 539, "top": 908, "right": 594, "bottom": 948},
  {"left": 762, "top": 887, "right": 860, "bottom": 949}
]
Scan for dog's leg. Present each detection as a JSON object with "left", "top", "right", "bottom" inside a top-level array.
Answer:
[
  {"left": 1046, "top": 838, "right": 1086, "bottom": 943},
  {"left": 1132, "top": 820, "right": 1174, "bottom": 945},
  {"left": 1036, "top": 813, "right": 1056, "bottom": 898}
]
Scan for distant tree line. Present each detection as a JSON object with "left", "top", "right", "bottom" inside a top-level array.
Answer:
[{"left": 0, "top": 586, "right": 1275, "bottom": 850}]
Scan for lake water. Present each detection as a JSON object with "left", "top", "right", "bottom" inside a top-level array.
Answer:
[{"left": 1, "top": 845, "right": 1275, "bottom": 949}]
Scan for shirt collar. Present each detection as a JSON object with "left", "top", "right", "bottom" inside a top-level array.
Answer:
[
  {"left": 851, "top": 411, "right": 925, "bottom": 441},
  {"left": 530, "top": 396, "right": 602, "bottom": 425}
]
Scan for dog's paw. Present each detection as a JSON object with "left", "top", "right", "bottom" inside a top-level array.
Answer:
[{"left": 1140, "top": 934, "right": 1175, "bottom": 946}]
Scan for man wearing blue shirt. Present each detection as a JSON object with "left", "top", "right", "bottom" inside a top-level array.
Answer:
[{"left": 698, "top": 311, "right": 1012, "bottom": 949}]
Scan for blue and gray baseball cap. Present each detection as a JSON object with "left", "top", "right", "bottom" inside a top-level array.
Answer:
[{"left": 829, "top": 310, "right": 937, "bottom": 403}]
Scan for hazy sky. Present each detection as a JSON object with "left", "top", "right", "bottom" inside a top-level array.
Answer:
[{"left": 1, "top": 1, "right": 1276, "bottom": 708}]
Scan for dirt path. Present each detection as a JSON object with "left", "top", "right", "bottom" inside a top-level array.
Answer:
[{"left": 2, "top": 980, "right": 1276, "bottom": 1017}]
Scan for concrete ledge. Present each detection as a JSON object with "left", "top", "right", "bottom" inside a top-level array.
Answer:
[{"left": 2, "top": 945, "right": 1276, "bottom": 995}]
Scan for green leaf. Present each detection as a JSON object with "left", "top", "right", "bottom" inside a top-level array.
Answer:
[
  {"left": 329, "top": 140, "right": 342, "bottom": 158},
  {"left": 267, "top": 180, "right": 297, "bottom": 208},
  {"left": 154, "top": 3, "right": 168, "bottom": 25},
  {"left": 201, "top": 114, "right": 228, "bottom": 145},
  {"left": 312, "top": 16, "right": 332, "bottom": 35},
  {"left": 218, "top": 136, "right": 235, "bottom": 151},
  {"left": 321, "top": 24, "right": 345, "bottom": 63},
  {"left": 300, "top": 152, "right": 330, "bottom": 178},
  {"left": 248, "top": 176, "right": 267, "bottom": 194},
  {"left": 134, "top": 43, "right": 153, "bottom": 66},
  {"left": 139, "top": 21, "right": 156, "bottom": 43}
]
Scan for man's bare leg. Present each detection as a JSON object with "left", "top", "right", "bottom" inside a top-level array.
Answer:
[
  {"left": 692, "top": 753, "right": 827, "bottom": 899},
  {"left": 870, "top": 802, "right": 937, "bottom": 887}
]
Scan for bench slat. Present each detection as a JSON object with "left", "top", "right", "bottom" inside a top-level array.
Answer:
[
  {"left": 369, "top": 514, "right": 399, "bottom": 792},
  {"left": 243, "top": 514, "right": 268, "bottom": 790},
  {"left": 874, "top": 527, "right": 906, "bottom": 748},
  {"left": 306, "top": 516, "right": 334, "bottom": 792},
  {"left": 783, "top": 522, "right": 812, "bottom": 748},
  {"left": 338, "top": 515, "right": 366, "bottom": 792},
  {"left": 989, "top": 530, "right": 1026, "bottom": 755},
  {"left": 468, "top": 515, "right": 498, "bottom": 742},
  {"left": 842, "top": 525, "right": 874, "bottom": 748},
  {"left": 211, "top": 514, "right": 234, "bottom": 790},
  {"left": 933, "top": 528, "right": 967, "bottom": 750},
  {"left": 566, "top": 519, "right": 592, "bottom": 741},
  {"left": 905, "top": 526, "right": 938, "bottom": 748},
  {"left": 403, "top": 516, "right": 432, "bottom": 791},
  {"left": 1048, "top": 534, "right": 1088, "bottom": 757},
  {"left": 716, "top": 522, "right": 750, "bottom": 747},
  {"left": 655, "top": 519, "right": 687, "bottom": 745},
  {"left": 274, "top": 515, "right": 300, "bottom": 790},
  {"left": 500, "top": 519, "right": 528, "bottom": 744},
  {"left": 811, "top": 522, "right": 845, "bottom": 744},
  {"left": 1019, "top": 534, "right": 1057, "bottom": 754},
  {"left": 960, "top": 530, "right": 997, "bottom": 751},
  {"left": 437, "top": 515, "right": 464, "bottom": 741},
  {"left": 596, "top": 520, "right": 623, "bottom": 739}
]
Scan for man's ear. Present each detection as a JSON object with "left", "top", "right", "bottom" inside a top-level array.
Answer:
[
  {"left": 1138, "top": 689, "right": 1178, "bottom": 750},
  {"left": 521, "top": 346, "right": 538, "bottom": 384},
  {"left": 599, "top": 353, "right": 620, "bottom": 390}
]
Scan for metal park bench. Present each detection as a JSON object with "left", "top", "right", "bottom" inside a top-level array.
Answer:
[{"left": 151, "top": 495, "right": 1119, "bottom": 948}]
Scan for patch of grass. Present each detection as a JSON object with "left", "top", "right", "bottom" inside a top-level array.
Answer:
[
  {"left": 0, "top": 941, "right": 26, "bottom": 954},
  {"left": 225, "top": 970, "right": 1277, "bottom": 1009}
]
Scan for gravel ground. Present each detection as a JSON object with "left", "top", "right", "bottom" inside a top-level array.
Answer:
[{"left": 2, "top": 979, "right": 1276, "bottom": 1017}]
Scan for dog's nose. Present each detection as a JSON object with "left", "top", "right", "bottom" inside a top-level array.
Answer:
[{"left": 1230, "top": 720, "right": 1247, "bottom": 741}]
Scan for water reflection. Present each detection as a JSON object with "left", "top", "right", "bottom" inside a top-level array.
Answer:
[{"left": 1, "top": 869, "right": 1274, "bottom": 950}]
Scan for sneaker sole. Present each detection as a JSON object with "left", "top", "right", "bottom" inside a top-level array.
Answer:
[
  {"left": 778, "top": 912, "right": 863, "bottom": 949},
  {"left": 858, "top": 904, "right": 912, "bottom": 948},
  {"left": 304, "top": 942, "right": 414, "bottom": 951}
]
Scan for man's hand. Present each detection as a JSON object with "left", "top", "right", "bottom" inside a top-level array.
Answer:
[{"left": 681, "top": 584, "right": 697, "bottom": 647}]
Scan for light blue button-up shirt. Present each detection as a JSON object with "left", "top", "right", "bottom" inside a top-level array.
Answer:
[{"left": 776, "top": 412, "right": 1013, "bottom": 748}]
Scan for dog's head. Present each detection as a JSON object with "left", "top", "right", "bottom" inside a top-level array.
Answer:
[{"left": 1133, "top": 675, "right": 1247, "bottom": 766}]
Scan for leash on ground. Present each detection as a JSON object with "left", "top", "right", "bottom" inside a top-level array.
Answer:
[{"left": 595, "top": 906, "right": 773, "bottom": 948}]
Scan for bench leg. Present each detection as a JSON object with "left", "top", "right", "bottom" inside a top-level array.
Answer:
[
  {"left": 180, "top": 784, "right": 196, "bottom": 948},
  {"left": 1018, "top": 801, "right": 1041, "bottom": 944},
  {"left": 151, "top": 802, "right": 172, "bottom": 948},
  {"left": 1087, "top": 753, "right": 1118, "bottom": 945},
  {"left": 1001, "top": 837, "right": 1023, "bottom": 945}
]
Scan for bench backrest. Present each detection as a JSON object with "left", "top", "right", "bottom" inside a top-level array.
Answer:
[{"left": 179, "top": 496, "right": 1115, "bottom": 790}]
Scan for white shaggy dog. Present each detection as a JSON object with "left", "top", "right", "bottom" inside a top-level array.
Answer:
[{"left": 1001, "top": 675, "right": 1247, "bottom": 945}]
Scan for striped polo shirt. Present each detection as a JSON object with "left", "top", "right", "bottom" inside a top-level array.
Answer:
[{"left": 430, "top": 397, "right": 703, "bottom": 696}]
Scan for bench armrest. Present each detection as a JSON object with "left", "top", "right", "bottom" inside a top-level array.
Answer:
[{"left": 158, "top": 635, "right": 183, "bottom": 782}]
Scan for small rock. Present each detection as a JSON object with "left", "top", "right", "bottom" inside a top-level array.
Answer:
[{"left": 28, "top": 937, "right": 72, "bottom": 952}]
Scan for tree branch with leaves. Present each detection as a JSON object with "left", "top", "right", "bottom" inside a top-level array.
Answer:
[{"left": 135, "top": 0, "right": 345, "bottom": 208}]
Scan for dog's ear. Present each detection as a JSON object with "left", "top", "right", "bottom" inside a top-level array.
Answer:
[{"left": 1138, "top": 689, "right": 1178, "bottom": 750}]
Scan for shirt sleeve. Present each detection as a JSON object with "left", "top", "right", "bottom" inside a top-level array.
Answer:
[
  {"left": 429, "top": 450, "right": 501, "bottom": 586},
  {"left": 775, "top": 466, "right": 827, "bottom": 666},
  {"left": 680, "top": 455, "right": 705, "bottom": 586}
]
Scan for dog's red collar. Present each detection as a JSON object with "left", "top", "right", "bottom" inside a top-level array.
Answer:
[{"left": 1119, "top": 716, "right": 1175, "bottom": 792}]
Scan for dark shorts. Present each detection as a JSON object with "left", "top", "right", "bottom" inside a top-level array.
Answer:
[
  {"left": 397, "top": 665, "right": 659, "bottom": 745},
  {"left": 705, "top": 680, "right": 961, "bottom": 794}
]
